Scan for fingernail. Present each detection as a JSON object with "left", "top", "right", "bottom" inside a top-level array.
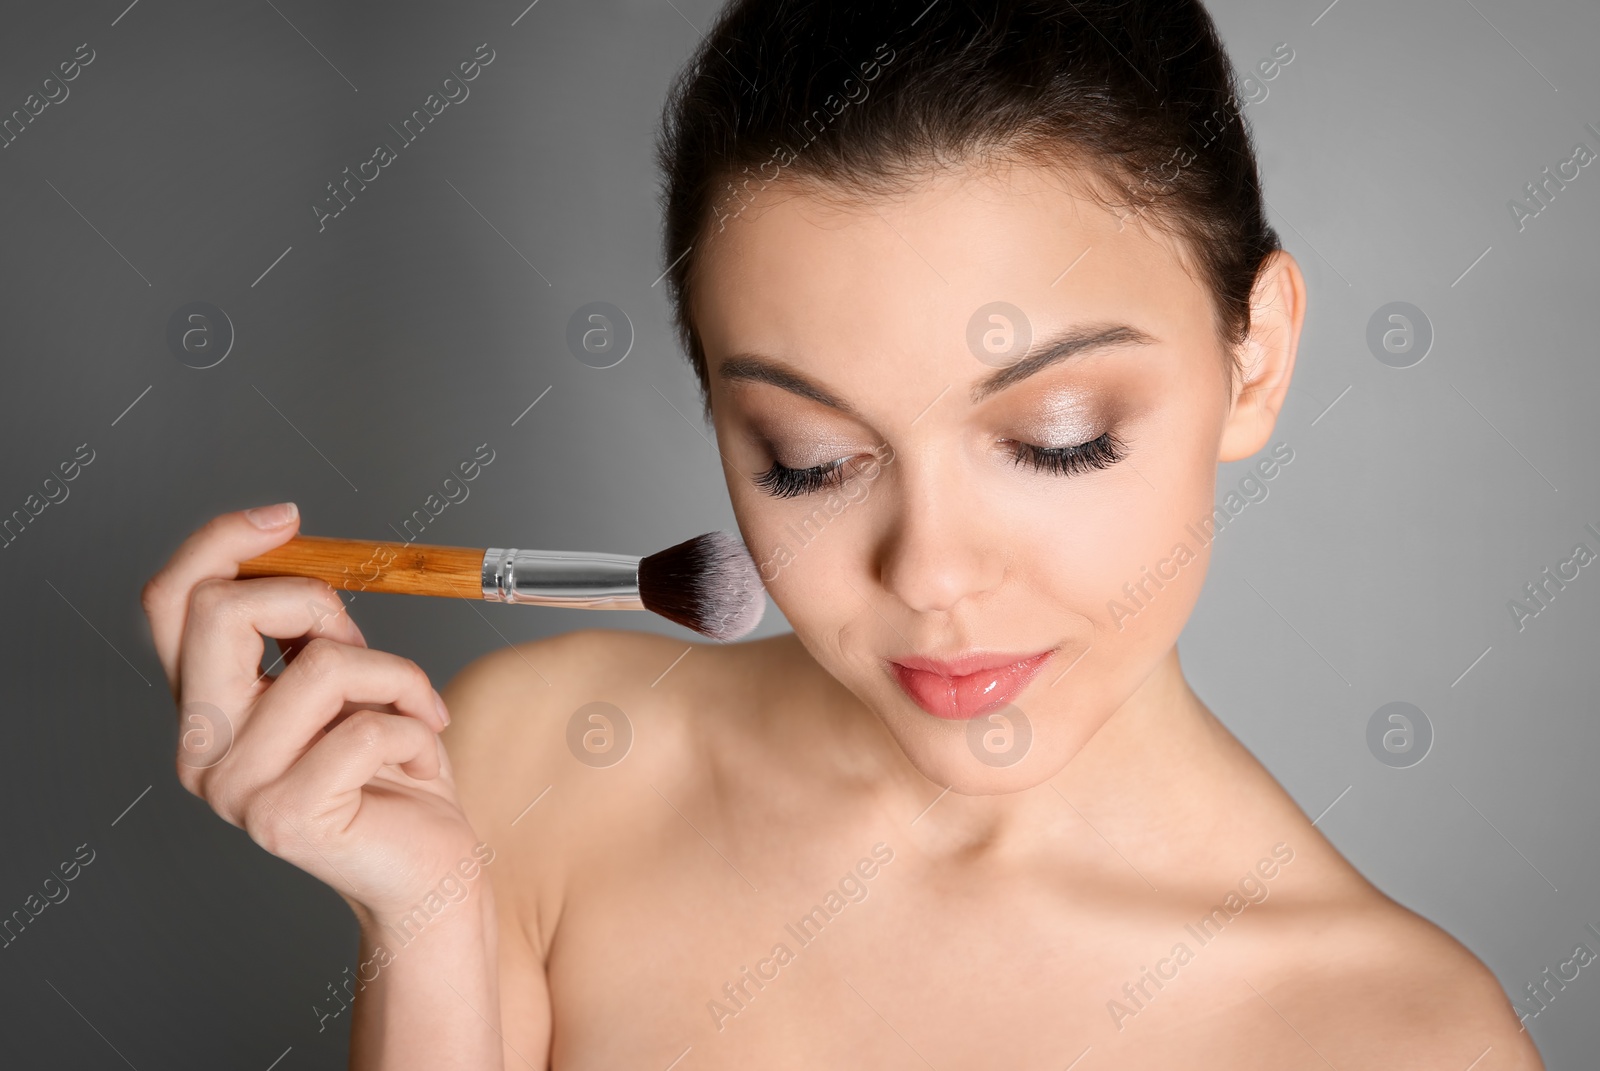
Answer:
[
  {"left": 434, "top": 690, "right": 451, "bottom": 727},
  {"left": 246, "top": 502, "right": 299, "bottom": 529}
]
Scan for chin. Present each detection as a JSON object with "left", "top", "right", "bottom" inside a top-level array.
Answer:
[
  {"left": 863, "top": 672, "right": 1111, "bottom": 797},
  {"left": 896, "top": 731, "right": 1079, "bottom": 796}
]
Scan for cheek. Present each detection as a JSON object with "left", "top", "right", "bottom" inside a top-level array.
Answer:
[
  {"left": 1016, "top": 401, "right": 1222, "bottom": 646},
  {"left": 733, "top": 486, "right": 870, "bottom": 636}
]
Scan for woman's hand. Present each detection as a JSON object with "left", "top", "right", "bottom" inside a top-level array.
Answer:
[{"left": 141, "top": 503, "right": 485, "bottom": 926}]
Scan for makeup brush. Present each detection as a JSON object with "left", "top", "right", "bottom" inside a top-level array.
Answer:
[{"left": 236, "top": 533, "right": 767, "bottom": 641}]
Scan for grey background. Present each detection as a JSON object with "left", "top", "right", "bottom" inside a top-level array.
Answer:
[{"left": 0, "top": 0, "right": 1594, "bottom": 1066}]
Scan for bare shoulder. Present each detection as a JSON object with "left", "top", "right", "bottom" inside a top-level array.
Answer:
[
  {"left": 437, "top": 627, "right": 806, "bottom": 847},
  {"left": 1249, "top": 887, "right": 1543, "bottom": 1069},
  {"left": 435, "top": 629, "right": 706, "bottom": 947},
  {"left": 1180, "top": 722, "right": 1543, "bottom": 1066},
  {"left": 439, "top": 627, "right": 705, "bottom": 816}
]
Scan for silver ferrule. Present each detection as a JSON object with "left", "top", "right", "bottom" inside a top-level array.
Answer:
[{"left": 481, "top": 548, "right": 645, "bottom": 610}]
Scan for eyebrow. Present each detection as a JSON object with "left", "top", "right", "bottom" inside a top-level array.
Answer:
[
  {"left": 716, "top": 322, "right": 1157, "bottom": 412},
  {"left": 967, "top": 323, "right": 1156, "bottom": 403},
  {"left": 718, "top": 353, "right": 857, "bottom": 412}
]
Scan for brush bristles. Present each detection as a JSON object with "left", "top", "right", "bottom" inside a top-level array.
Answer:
[{"left": 638, "top": 531, "right": 767, "bottom": 641}]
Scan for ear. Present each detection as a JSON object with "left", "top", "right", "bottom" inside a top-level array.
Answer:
[{"left": 1218, "top": 249, "right": 1306, "bottom": 463}]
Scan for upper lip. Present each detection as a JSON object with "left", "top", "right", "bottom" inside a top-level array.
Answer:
[{"left": 888, "top": 648, "right": 1057, "bottom": 678}]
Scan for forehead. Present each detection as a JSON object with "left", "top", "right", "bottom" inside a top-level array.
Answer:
[{"left": 690, "top": 160, "right": 1215, "bottom": 396}]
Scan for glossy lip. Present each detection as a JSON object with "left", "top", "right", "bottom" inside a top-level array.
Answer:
[{"left": 886, "top": 647, "right": 1057, "bottom": 721}]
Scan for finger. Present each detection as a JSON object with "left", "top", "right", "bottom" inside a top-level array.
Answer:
[
  {"left": 144, "top": 505, "right": 304, "bottom": 691},
  {"left": 192, "top": 641, "right": 444, "bottom": 823},
  {"left": 232, "top": 712, "right": 443, "bottom": 849},
  {"left": 178, "top": 576, "right": 366, "bottom": 706},
  {"left": 220, "top": 639, "right": 445, "bottom": 786},
  {"left": 143, "top": 504, "right": 346, "bottom": 693},
  {"left": 288, "top": 709, "right": 444, "bottom": 800},
  {"left": 272, "top": 600, "right": 366, "bottom": 674}
]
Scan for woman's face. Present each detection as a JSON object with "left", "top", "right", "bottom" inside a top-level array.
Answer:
[{"left": 693, "top": 159, "right": 1288, "bottom": 794}]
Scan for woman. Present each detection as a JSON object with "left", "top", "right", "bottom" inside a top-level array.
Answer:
[{"left": 142, "top": 1, "right": 1542, "bottom": 1067}]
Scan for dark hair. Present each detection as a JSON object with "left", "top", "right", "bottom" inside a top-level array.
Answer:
[{"left": 654, "top": 0, "right": 1282, "bottom": 412}]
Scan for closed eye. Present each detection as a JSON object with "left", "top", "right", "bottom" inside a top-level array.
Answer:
[
  {"left": 1002, "top": 430, "right": 1126, "bottom": 476},
  {"left": 753, "top": 457, "right": 848, "bottom": 498}
]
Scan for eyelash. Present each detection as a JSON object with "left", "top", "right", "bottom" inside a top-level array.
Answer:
[
  {"left": 753, "top": 457, "right": 849, "bottom": 499},
  {"left": 752, "top": 430, "right": 1127, "bottom": 499},
  {"left": 1004, "top": 429, "right": 1127, "bottom": 477}
]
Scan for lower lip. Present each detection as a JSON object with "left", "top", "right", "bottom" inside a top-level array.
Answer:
[{"left": 888, "top": 650, "right": 1056, "bottom": 720}]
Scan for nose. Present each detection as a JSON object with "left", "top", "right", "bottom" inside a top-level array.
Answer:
[{"left": 876, "top": 453, "right": 1006, "bottom": 614}]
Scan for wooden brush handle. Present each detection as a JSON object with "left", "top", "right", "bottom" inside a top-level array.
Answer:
[{"left": 237, "top": 536, "right": 484, "bottom": 599}]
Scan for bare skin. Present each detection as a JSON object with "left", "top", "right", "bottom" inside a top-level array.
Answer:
[
  {"left": 143, "top": 158, "right": 1543, "bottom": 1069},
  {"left": 447, "top": 627, "right": 1538, "bottom": 1070}
]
